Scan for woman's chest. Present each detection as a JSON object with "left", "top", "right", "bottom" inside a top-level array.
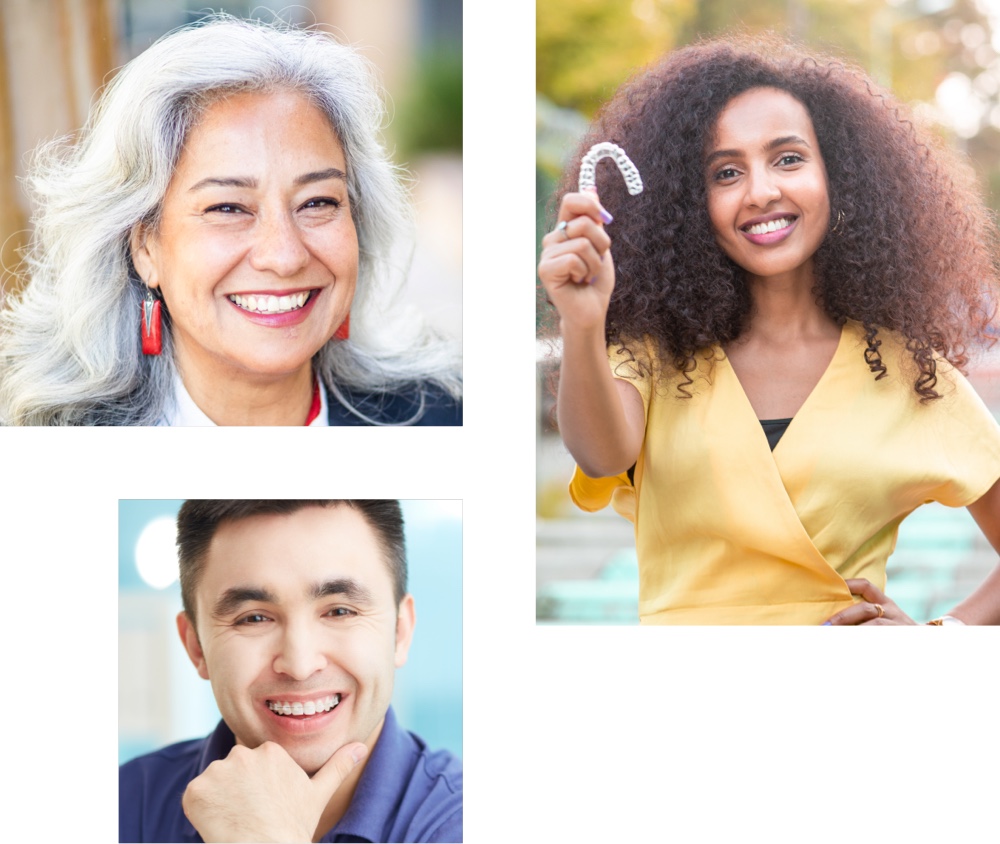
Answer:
[{"left": 723, "top": 335, "right": 840, "bottom": 419}]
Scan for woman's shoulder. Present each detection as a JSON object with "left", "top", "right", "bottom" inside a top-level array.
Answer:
[
  {"left": 608, "top": 335, "right": 722, "bottom": 399},
  {"left": 326, "top": 380, "right": 462, "bottom": 426}
]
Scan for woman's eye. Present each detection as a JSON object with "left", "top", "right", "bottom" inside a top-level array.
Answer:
[
  {"left": 301, "top": 197, "right": 341, "bottom": 210},
  {"left": 777, "top": 153, "right": 804, "bottom": 166},
  {"left": 206, "top": 203, "right": 245, "bottom": 214},
  {"left": 714, "top": 167, "right": 740, "bottom": 182}
]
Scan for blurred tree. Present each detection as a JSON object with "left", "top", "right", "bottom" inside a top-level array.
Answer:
[
  {"left": 397, "top": 47, "right": 463, "bottom": 159},
  {"left": 537, "top": 0, "right": 692, "bottom": 116},
  {"left": 537, "top": 0, "right": 1000, "bottom": 209}
]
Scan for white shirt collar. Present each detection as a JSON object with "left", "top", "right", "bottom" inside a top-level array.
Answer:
[{"left": 158, "top": 371, "right": 329, "bottom": 426}]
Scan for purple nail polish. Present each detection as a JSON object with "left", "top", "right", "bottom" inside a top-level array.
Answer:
[
  {"left": 600, "top": 209, "right": 614, "bottom": 224},
  {"left": 821, "top": 621, "right": 832, "bottom": 626}
]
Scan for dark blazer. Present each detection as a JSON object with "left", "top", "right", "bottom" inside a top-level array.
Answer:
[{"left": 326, "top": 381, "right": 462, "bottom": 426}]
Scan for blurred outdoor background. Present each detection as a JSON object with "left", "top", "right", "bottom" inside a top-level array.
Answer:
[
  {"left": 536, "top": 0, "right": 1000, "bottom": 624},
  {"left": 0, "top": 0, "right": 461, "bottom": 338},
  {"left": 119, "top": 499, "right": 462, "bottom": 765}
]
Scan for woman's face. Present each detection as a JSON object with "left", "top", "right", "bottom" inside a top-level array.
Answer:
[
  {"left": 705, "top": 87, "right": 830, "bottom": 285},
  {"left": 132, "top": 89, "right": 358, "bottom": 384}
]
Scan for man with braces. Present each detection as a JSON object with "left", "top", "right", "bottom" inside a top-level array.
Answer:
[{"left": 119, "top": 500, "right": 462, "bottom": 842}]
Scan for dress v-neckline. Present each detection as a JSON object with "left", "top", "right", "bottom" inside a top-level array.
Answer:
[
  {"left": 699, "top": 324, "right": 855, "bottom": 577},
  {"left": 720, "top": 322, "right": 848, "bottom": 451}
]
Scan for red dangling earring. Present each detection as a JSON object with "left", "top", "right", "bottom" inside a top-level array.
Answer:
[
  {"left": 141, "top": 287, "right": 162, "bottom": 355},
  {"left": 334, "top": 313, "right": 350, "bottom": 341}
]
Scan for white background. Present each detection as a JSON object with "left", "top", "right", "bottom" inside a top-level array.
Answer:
[{"left": 6, "top": 2, "right": 998, "bottom": 842}]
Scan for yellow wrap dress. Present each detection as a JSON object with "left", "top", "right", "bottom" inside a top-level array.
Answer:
[{"left": 569, "top": 320, "right": 1000, "bottom": 624}]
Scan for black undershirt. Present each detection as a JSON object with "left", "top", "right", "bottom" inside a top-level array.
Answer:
[{"left": 760, "top": 417, "right": 793, "bottom": 451}]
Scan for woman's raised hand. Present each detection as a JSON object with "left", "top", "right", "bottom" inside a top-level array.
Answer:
[{"left": 538, "top": 189, "right": 615, "bottom": 332}]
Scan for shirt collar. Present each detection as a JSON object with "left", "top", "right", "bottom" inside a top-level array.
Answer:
[
  {"left": 160, "top": 371, "right": 329, "bottom": 426},
  {"left": 326, "top": 706, "right": 419, "bottom": 842}
]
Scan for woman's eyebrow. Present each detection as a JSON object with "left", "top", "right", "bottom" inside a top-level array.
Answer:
[
  {"left": 294, "top": 167, "right": 346, "bottom": 186},
  {"left": 705, "top": 135, "right": 811, "bottom": 167},
  {"left": 188, "top": 176, "right": 258, "bottom": 192},
  {"left": 187, "top": 167, "right": 346, "bottom": 193}
]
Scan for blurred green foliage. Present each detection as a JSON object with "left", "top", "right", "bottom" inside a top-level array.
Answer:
[
  {"left": 537, "top": 0, "right": 1000, "bottom": 212},
  {"left": 397, "top": 47, "right": 462, "bottom": 158}
]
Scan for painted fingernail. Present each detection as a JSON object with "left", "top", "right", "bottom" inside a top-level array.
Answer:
[
  {"left": 599, "top": 209, "right": 614, "bottom": 224},
  {"left": 821, "top": 621, "right": 832, "bottom": 626}
]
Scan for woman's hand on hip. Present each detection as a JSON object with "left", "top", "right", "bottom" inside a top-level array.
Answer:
[
  {"left": 823, "top": 579, "right": 918, "bottom": 625},
  {"left": 538, "top": 189, "right": 615, "bottom": 332}
]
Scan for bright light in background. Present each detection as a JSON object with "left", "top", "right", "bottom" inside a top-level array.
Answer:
[
  {"left": 936, "top": 72, "right": 987, "bottom": 138},
  {"left": 135, "top": 517, "right": 179, "bottom": 589},
  {"left": 402, "top": 500, "right": 462, "bottom": 526}
]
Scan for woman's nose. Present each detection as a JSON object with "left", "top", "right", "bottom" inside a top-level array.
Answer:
[
  {"left": 745, "top": 165, "right": 781, "bottom": 208},
  {"left": 248, "top": 210, "right": 309, "bottom": 277},
  {"left": 272, "top": 623, "right": 326, "bottom": 681}
]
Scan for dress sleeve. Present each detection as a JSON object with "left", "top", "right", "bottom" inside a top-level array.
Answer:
[
  {"left": 607, "top": 337, "right": 653, "bottom": 417},
  {"left": 567, "top": 338, "right": 653, "bottom": 518},
  {"left": 924, "top": 362, "right": 1000, "bottom": 507}
]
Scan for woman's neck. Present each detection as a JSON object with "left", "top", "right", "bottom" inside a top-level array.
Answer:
[
  {"left": 743, "top": 263, "right": 838, "bottom": 344},
  {"left": 174, "top": 349, "right": 314, "bottom": 426}
]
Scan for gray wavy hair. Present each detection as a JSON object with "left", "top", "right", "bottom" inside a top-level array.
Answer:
[{"left": 0, "top": 15, "right": 461, "bottom": 425}]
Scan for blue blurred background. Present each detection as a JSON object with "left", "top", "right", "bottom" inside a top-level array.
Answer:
[{"left": 119, "top": 499, "right": 462, "bottom": 764}]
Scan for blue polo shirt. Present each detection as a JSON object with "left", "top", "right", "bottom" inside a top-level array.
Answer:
[{"left": 119, "top": 707, "right": 462, "bottom": 842}]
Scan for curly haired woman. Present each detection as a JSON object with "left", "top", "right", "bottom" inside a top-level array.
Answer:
[{"left": 538, "top": 34, "right": 1000, "bottom": 625}]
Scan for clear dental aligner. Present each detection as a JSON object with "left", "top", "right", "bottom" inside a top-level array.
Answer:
[{"left": 578, "top": 142, "right": 644, "bottom": 195}]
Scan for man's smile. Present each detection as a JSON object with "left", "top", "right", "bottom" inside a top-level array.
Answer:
[
  {"left": 260, "top": 691, "right": 348, "bottom": 736},
  {"left": 267, "top": 693, "right": 341, "bottom": 717}
]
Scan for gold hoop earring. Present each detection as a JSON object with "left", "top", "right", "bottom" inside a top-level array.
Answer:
[{"left": 830, "top": 210, "right": 845, "bottom": 234}]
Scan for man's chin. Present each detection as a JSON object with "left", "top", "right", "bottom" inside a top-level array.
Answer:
[
  {"left": 283, "top": 741, "right": 342, "bottom": 776},
  {"left": 236, "top": 728, "right": 341, "bottom": 776}
]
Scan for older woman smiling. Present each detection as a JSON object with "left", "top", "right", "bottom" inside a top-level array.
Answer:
[{"left": 0, "top": 16, "right": 461, "bottom": 425}]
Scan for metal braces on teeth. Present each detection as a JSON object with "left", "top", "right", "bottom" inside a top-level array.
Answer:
[{"left": 578, "top": 142, "right": 644, "bottom": 196}]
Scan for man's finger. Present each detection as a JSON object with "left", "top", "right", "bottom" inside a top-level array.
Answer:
[{"left": 309, "top": 742, "right": 368, "bottom": 798}]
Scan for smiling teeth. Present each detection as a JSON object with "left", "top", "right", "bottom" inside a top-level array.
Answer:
[
  {"left": 745, "top": 217, "right": 794, "bottom": 236},
  {"left": 268, "top": 694, "right": 340, "bottom": 716},
  {"left": 229, "top": 292, "right": 310, "bottom": 314}
]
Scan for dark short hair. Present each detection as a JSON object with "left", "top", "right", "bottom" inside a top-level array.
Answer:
[{"left": 176, "top": 500, "right": 406, "bottom": 624}]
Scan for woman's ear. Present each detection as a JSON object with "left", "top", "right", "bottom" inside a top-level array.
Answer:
[{"left": 130, "top": 224, "right": 160, "bottom": 289}]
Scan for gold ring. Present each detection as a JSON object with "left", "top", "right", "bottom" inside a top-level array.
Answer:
[
  {"left": 556, "top": 220, "right": 570, "bottom": 241},
  {"left": 873, "top": 603, "right": 884, "bottom": 618}
]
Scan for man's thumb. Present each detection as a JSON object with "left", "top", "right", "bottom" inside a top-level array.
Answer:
[{"left": 310, "top": 742, "right": 369, "bottom": 797}]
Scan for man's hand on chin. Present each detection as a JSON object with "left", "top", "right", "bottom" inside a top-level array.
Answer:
[{"left": 181, "top": 740, "right": 368, "bottom": 843}]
